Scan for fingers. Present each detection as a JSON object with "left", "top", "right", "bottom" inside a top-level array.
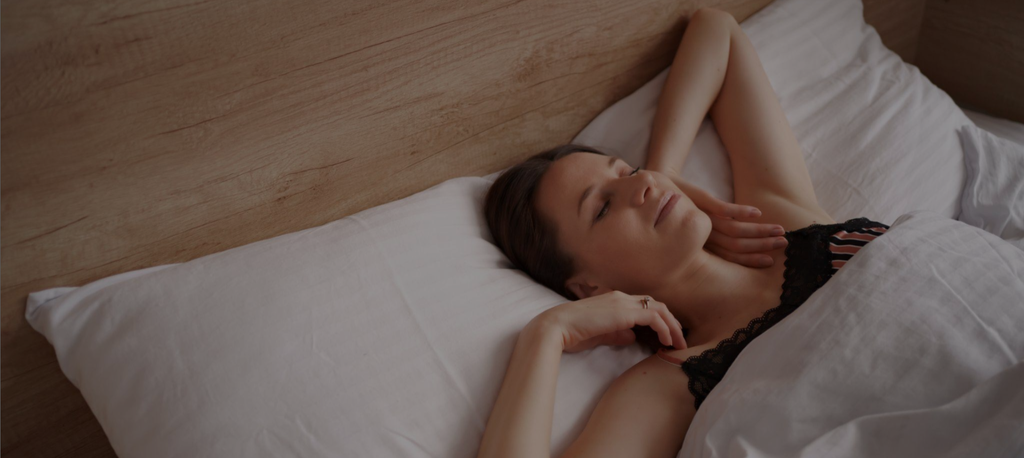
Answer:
[
  {"left": 645, "top": 309, "right": 673, "bottom": 347},
  {"left": 674, "top": 180, "right": 763, "bottom": 221},
  {"left": 707, "top": 228, "right": 788, "bottom": 253},
  {"left": 660, "top": 307, "right": 686, "bottom": 350},
  {"left": 707, "top": 245, "right": 775, "bottom": 268},
  {"left": 631, "top": 295, "right": 684, "bottom": 349},
  {"left": 722, "top": 203, "right": 761, "bottom": 219},
  {"left": 702, "top": 198, "right": 762, "bottom": 219},
  {"left": 709, "top": 214, "right": 785, "bottom": 238}
]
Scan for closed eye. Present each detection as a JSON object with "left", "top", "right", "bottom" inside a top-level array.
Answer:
[{"left": 595, "top": 165, "right": 641, "bottom": 222}]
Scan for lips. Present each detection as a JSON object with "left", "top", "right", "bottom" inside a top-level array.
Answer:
[{"left": 655, "top": 193, "right": 680, "bottom": 227}]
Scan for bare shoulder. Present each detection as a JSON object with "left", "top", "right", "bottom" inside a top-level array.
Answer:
[{"left": 625, "top": 345, "right": 708, "bottom": 401}]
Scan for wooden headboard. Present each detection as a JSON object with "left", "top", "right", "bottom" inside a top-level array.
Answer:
[{"left": 0, "top": 0, "right": 1007, "bottom": 455}]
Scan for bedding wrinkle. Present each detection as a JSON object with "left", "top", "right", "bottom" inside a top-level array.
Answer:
[
  {"left": 799, "top": 362, "right": 1024, "bottom": 458},
  {"left": 307, "top": 305, "right": 342, "bottom": 372},
  {"left": 291, "top": 413, "right": 333, "bottom": 456},
  {"left": 682, "top": 212, "right": 1024, "bottom": 457},
  {"left": 928, "top": 263, "right": 1017, "bottom": 365},
  {"left": 350, "top": 214, "right": 484, "bottom": 428},
  {"left": 384, "top": 426, "right": 437, "bottom": 457},
  {"left": 857, "top": 77, "right": 912, "bottom": 145},
  {"left": 807, "top": 33, "right": 840, "bottom": 78},
  {"left": 978, "top": 230, "right": 1024, "bottom": 284}
]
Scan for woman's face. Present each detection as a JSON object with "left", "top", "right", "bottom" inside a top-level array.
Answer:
[{"left": 534, "top": 152, "right": 712, "bottom": 298}]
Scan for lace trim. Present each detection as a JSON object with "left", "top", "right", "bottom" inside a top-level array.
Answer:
[{"left": 680, "top": 217, "right": 888, "bottom": 410}]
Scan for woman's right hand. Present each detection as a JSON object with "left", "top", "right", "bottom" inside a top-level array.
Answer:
[{"left": 530, "top": 291, "right": 687, "bottom": 354}]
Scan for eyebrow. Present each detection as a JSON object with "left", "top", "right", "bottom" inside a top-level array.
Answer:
[{"left": 577, "top": 156, "right": 620, "bottom": 220}]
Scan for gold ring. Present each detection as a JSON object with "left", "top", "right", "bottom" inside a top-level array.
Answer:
[{"left": 641, "top": 296, "right": 651, "bottom": 310}]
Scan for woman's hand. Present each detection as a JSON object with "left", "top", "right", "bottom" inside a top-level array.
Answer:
[
  {"left": 670, "top": 176, "right": 787, "bottom": 267},
  {"left": 530, "top": 291, "right": 686, "bottom": 354}
]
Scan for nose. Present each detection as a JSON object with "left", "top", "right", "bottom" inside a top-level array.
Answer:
[{"left": 631, "top": 171, "right": 656, "bottom": 207}]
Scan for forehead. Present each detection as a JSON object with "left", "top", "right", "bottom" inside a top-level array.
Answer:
[{"left": 536, "top": 152, "right": 618, "bottom": 228}]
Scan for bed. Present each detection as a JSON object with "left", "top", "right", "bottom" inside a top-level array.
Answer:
[{"left": 2, "top": 0, "right": 1023, "bottom": 457}]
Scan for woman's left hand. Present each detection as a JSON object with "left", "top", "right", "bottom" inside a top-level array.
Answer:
[{"left": 670, "top": 177, "right": 787, "bottom": 268}]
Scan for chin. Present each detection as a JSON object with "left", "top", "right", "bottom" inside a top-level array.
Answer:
[
  {"left": 671, "top": 207, "right": 713, "bottom": 256},
  {"left": 693, "top": 208, "right": 713, "bottom": 244}
]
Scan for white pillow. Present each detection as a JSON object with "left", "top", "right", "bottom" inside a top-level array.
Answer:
[
  {"left": 957, "top": 124, "right": 1024, "bottom": 250},
  {"left": 962, "top": 107, "right": 1024, "bottom": 147},
  {"left": 24, "top": 0, "right": 976, "bottom": 456},
  {"left": 573, "top": 0, "right": 972, "bottom": 225},
  {"left": 29, "top": 177, "right": 634, "bottom": 457}
]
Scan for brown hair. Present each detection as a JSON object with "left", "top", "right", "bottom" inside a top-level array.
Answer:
[{"left": 483, "top": 143, "right": 668, "bottom": 354}]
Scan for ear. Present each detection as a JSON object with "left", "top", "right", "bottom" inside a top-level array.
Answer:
[{"left": 566, "top": 274, "right": 612, "bottom": 300}]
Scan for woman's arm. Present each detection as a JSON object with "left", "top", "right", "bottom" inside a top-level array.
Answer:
[
  {"left": 477, "top": 320, "right": 564, "bottom": 458},
  {"left": 478, "top": 292, "right": 685, "bottom": 458},
  {"left": 649, "top": 7, "right": 831, "bottom": 229},
  {"left": 704, "top": 9, "right": 829, "bottom": 224},
  {"left": 559, "top": 354, "right": 697, "bottom": 458},
  {"left": 645, "top": 8, "right": 732, "bottom": 176}
]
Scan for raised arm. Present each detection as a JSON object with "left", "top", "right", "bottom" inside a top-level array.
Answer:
[
  {"left": 645, "top": 8, "right": 732, "bottom": 177},
  {"left": 648, "top": 7, "right": 831, "bottom": 229}
]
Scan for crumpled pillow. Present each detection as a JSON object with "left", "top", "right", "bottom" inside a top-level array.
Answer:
[{"left": 956, "top": 123, "right": 1024, "bottom": 250}]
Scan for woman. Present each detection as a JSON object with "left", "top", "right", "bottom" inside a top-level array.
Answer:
[{"left": 477, "top": 7, "right": 889, "bottom": 458}]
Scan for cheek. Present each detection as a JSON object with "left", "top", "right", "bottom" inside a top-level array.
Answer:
[
  {"left": 663, "top": 208, "right": 711, "bottom": 260},
  {"left": 620, "top": 223, "right": 669, "bottom": 270},
  {"left": 587, "top": 223, "right": 648, "bottom": 270}
]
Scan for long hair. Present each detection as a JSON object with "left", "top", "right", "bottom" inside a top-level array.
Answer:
[{"left": 484, "top": 144, "right": 668, "bottom": 354}]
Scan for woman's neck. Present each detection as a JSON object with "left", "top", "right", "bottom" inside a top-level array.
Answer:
[{"left": 647, "top": 248, "right": 784, "bottom": 347}]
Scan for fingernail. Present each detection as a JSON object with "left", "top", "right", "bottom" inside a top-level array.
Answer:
[
  {"left": 771, "top": 226, "right": 784, "bottom": 236},
  {"left": 773, "top": 238, "right": 788, "bottom": 248},
  {"left": 749, "top": 208, "right": 761, "bottom": 217},
  {"left": 761, "top": 257, "right": 774, "bottom": 267}
]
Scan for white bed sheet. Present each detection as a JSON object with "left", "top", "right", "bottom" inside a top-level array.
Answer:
[{"left": 679, "top": 211, "right": 1024, "bottom": 458}]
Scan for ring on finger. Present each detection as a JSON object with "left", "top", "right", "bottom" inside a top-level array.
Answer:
[{"left": 641, "top": 296, "right": 651, "bottom": 310}]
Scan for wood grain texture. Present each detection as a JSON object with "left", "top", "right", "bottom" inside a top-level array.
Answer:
[
  {"left": 0, "top": 0, "right": 926, "bottom": 455},
  {"left": 914, "top": 0, "right": 1024, "bottom": 123},
  {"left": 862, "top": 0, "right": 928, "bottom": 62}
]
